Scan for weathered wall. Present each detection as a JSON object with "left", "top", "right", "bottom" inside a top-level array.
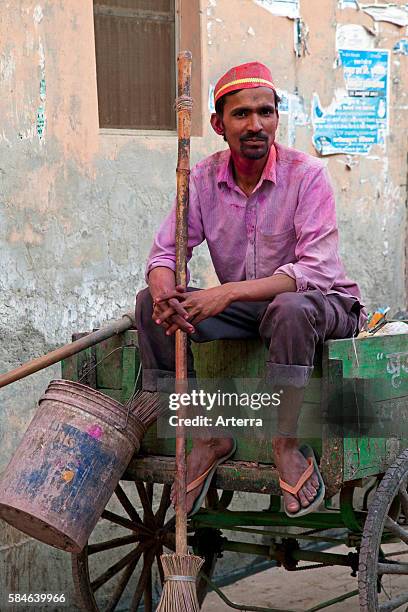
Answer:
[{"left": 0, "top": 0, "right": 407, "bottom": 608}]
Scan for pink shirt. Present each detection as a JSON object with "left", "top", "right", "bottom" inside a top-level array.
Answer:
[{"left": 147, "top": 142, "right": 365, "bottom": 326}]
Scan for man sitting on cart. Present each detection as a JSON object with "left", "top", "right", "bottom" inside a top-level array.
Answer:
[{"left": 136, "top": 61, "right": 365, "bottom": 517}]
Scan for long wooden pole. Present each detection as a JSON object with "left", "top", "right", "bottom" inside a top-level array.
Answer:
[
  {"left": 0, "top": 312, "right": 135, "bottom": 389},
  {"left": 175, "top": 50, "right": 192, "bottom": 556}
]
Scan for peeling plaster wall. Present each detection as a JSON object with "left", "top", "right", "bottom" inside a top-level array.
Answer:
[{"left": 0, "top": 0, "right": 407, "bottom": 607}]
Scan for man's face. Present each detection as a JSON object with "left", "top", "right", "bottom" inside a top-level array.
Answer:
[{"left": 211, "top": 87, "right": 279, "bottom": 160}]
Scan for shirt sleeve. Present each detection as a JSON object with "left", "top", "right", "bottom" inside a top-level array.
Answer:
[
  {"left": 273, "top": 166, "right": 342, "bottom": 293},
  {"left": 145, "top": 174, "right": 205, "bottom": 282}
]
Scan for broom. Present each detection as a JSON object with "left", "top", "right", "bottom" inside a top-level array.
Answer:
[{"left": 155, "top": 50, "right": 204, "bottom": 612}]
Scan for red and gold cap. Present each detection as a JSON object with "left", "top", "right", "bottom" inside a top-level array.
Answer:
[{"left": 214, "top": 61, "right": 276, "bottom": 106}]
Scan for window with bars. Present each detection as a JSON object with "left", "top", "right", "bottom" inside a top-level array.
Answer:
[{"left": 93, "top": 0, "right": 177, "bottom": 130}]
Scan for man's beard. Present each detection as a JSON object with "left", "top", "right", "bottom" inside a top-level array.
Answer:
[
  {"left": 239, "top": 133, "right": 269, "bottom": 159},
  {"left": 240, "top": 144, "right": 269, "bottom": 159}
]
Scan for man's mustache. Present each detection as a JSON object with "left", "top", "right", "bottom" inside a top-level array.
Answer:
[{"left": 240, "top": 133, "right": 268, "bottom": 142}]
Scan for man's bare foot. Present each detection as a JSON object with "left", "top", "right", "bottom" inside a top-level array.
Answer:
[
  {"left": 171, "top": 437, "right": 234, "bottom": 514},
  {"left": 272, "top": 437, "right": 320, "bottom": 513}
]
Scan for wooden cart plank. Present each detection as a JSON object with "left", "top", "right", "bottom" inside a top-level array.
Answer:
[
  {"left": 192, "top": 338, "right": 322, "bottom": 381},
  {"left": 61, "top": 333, "right": 97, "bottom": 388},
  {"left": 327, "top": 335, "right": 408, "bottom": 482},
  {"left": 328, "top": 335, "right": 408, "bottom": 385},
  {"left": 121, "top": 346, "right": 140, "bottom": 403},
  {"left": 95, "top": 335, "right": 124, "bottom": 390},
  {"left": 124, "top": 455, "right": 282, "bottom": 495}
]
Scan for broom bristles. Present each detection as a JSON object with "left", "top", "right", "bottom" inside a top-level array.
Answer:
[
  {"left": 127, "top": 393, "right": 207, "bottom": 610},
  {"left": 156, "top": 553, "right": 204, "bottom": 612},
  {"left": 128, "top": 390, "right": 168, "bottom": 429}
]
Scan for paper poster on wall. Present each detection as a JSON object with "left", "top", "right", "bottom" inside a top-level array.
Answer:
[
  {"left": 208, "top": 84, "right": 215, "bottom": 113},
  {"left": 312, "top": 49, "right": 389, "bottom": 155},
  {"left": 336, "top": 24, "right": 375, "bottom": 51},
  {"left": 253, "top": 0, "right": 300, "bottom": 19},
  {"left": 361, "top": 4, "right": 408, "bottom": 27},
  {"left": 277, "top": 89, "right": 290, "bottom": 113},
  {"left": 339, "top": 0, "right": 358, "bottom": 8},
  {"left": 393, "top": 39, "right": 408, "bottom": 55},
  {"left": 277, "top": 89, "right": 309, "bottom": 146}
]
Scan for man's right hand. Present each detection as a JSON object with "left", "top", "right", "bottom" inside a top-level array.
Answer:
[
  {"left": 153, "top": 291, "right": 195, "bottom": 335},
  {"left": 148, "top": 268, "right": 195, "bottom": 336}
]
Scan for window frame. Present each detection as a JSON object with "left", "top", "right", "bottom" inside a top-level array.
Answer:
[{"left": 93, "top": 0, "right": 202, "bottom": 136}]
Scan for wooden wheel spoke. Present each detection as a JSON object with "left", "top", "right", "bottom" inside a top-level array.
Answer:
[
  {"left": 129, "top": 547, "right": 156, "bottom": 612},
  {"left": 155, "top": 484, "right": 172, "bottom": 525},
  {"left": 105, "top": 554, "right": 140, "bottom": 612},
  {"left": 156, "top": 547, "right": 165, "bottom": 586},
  {"left": 115, "top": 484, "right": 144, "bottom": 525},
  {"left": 385, "top": 549, "right": 408, "bottom": 558},
  {"left": 218, "top": 490, "right": 234, "bottom": 511},
  {"left": 162, "top": 531, "right": 176, "bottom": 551},
  {"left": 143, "top": 550, "right": 153, "bottom": 612},
  {"left": 205, "top": 487, "right": 219, "bottom": 509},
  {"left": 379, "top": 591, "right": 408, "bottom": 611},
  {"left": 377, "top": 562, "right": 408, "bottom": 574},
  {"left": 88, "top": 534, "right": 140, "bottom": 555},
  {"left": 101, "top": 510, "right": 152, "bottom": 536},
  {"left": 398, "top": 486, "right": 408, "bottom": 518},
  {"left": 135, "top": 482, "right": 156, "bottom": 525},
  {"left": 91, "top": 542, "right": 146, "bottom": 593},
  {"left": 385, "top": 516, "right": 408, "bottom": 545},
  {"left": 146, "top": 482, "right": 153, "bottom": 504},
  {"left": 163, "top": 514, "right": 176, "bottom": 533}
]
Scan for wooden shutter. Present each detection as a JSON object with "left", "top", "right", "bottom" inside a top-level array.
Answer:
[{"left": 94, "top": 0, "right": 176, "bottom": 130}]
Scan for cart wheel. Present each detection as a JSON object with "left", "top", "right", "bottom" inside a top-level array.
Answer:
[
  {"left": 359, "top": 449, "right": 408, "bottom": 611},
  {"left": 71, "top": 482, "right": 217, "bottom": 611}
]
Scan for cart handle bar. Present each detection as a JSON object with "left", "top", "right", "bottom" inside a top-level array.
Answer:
[{"left": 0, "top": 312, "right": 135, "bottom": 390}]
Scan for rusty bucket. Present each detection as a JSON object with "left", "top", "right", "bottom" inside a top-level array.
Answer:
[{"left": 0, "top": 379, "right": 145, "bottom": 553}]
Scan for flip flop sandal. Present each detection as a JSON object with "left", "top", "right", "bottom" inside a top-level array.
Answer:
[
  {"left": 187, "top": 439, "right": 237, "bottom": 517},
  {"left": 279, "top": 444, "right": 325, "bottom": 518}
]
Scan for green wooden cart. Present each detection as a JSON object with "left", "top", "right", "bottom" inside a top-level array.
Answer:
[{"left": 62, "top": 328, "right": 408, "bottom": 612}]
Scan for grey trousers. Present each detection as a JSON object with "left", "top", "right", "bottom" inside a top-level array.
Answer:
[{"left": 135, "top": 287, "right": 360, "bottom": 391}]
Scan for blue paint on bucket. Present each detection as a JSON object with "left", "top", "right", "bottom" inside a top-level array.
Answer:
[{"left": 15, "top": 423, "right": 118, "bottom": 532}]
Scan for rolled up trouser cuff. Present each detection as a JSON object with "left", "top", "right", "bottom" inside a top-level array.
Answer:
[
  {"left": 265, "top": 363, "right": 314, "bottom": 389},
  {"left": 142, "top": 368, "right": 197, "bottom": 392}
]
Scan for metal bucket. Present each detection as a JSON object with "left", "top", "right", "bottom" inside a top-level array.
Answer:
[{"left": 0, "top": 379, "right": 145, "bottom": 553}]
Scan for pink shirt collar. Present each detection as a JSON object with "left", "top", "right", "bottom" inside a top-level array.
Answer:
[{"left": 217, "top": 143, "right": 277, "bottom": 189}]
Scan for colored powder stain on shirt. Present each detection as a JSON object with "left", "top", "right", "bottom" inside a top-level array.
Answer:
[
  {"left": 87, "top": 424, "right": 103, "bottom": 440},
  {"left": 62, "top": 470, "right": 75, "bottom": 483}
]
